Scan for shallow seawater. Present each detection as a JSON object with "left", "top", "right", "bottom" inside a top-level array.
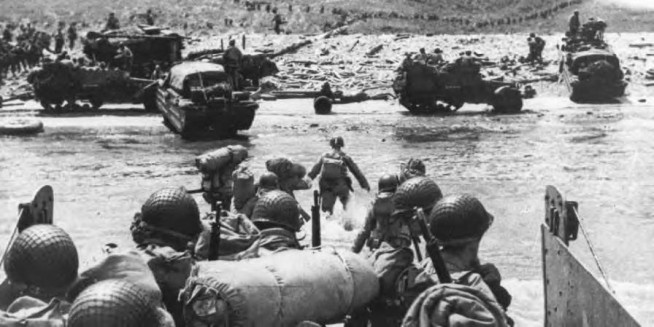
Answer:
[{"left": 1, "top": 97, "right": 653, "bottom": 325}]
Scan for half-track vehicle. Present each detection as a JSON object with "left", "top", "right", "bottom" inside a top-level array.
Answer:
[
  {"left": 155, "top": 61, "right": 258, "bottom": 139},
  {"left": 393, "top": 61, "right": 523, "bottom": 114}
]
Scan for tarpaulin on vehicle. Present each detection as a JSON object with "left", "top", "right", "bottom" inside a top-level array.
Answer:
[{"left": 168, "top": 61, "right": 229, "bottom": 94}]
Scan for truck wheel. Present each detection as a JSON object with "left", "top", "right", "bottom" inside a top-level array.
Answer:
[
  {"left": 41, "top": 100, "right": 63, "bottom": 112},
  {"left": 89, "top": 96, "right": 103, "bottom": 110},
  {"left": 492, "top": 86, "right": 523, "bottom": 113},
  {"left": 40, "top": 100, "right": 53, "bottom": 112},
  {"left": 143, "top": 88, "right": 158, "bottom": 112},
  {"left": 314, "top": 96, "right": 332, "bottom": 115}
]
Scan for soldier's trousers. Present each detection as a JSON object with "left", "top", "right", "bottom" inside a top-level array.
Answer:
[{"left": 319, "top": 177, "right": 350, "bottom": 214}]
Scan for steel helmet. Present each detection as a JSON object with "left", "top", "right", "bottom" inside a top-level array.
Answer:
[
  {"left": 140, "top": 187, "right": 201, "bottom": 239},
  {"left": 68, "top": 280, "right": 160, "bottom": 327},
  {"left": 378, "top": 174, "right": 399, "bottom": 193},
  {"left": 329, "top": 136, "right": 344, "bottom": 148},
  {"left": 393, "top": 177, "right": 443, "bottom": 215},
  {"left": 427, "top": 194, "right": 494, "bottom": 246},
  {"left": 4, "top": 224, "right": 78, "bottom": 291},
  {"left": 403, "top": 158, "right": 426, "bottom": 175},
  {"left": 258, "top": 172, "right": 279, "bottom": 189},
  {"left": 251, "top": 190, "right": 301, "bottom": 231},
  {"left": 266, "top": 157, "right": 294, "bottom": 180},
  {"left": 291, "top": 162, "right": 307, "bottom": 178}
]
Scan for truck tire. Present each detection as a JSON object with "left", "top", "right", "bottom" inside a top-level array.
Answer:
[
  {"left": 89, "top": 96, "right": 103, "bottom": 110},
  {"left": 491, "top": 86, "right": 523, "bottom": 113},
  {"left": 143, "top": 87, "right": 158, "bottom": 112},
  {"left": 40, "top": 100, "right": 63, "bottom": 112},
  {"left": 314, "top": 96, "right": 332, "bottom": 115}
]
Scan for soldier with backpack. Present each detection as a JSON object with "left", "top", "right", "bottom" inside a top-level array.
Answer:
[
  {"left": 352, "top": 174, "right": 400, "bottom": 253},
  {"left": 308, "top": 136, "right": 371, "bottom": 215}
]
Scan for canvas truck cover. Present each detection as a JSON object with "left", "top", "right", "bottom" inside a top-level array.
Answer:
[{"left": 168, "top": 61, "right": 229, "bottom": 94}]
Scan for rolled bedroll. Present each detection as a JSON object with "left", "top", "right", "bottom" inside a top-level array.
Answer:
[{"left": 181, "top": 248, "right": 380, "bottom": 326}]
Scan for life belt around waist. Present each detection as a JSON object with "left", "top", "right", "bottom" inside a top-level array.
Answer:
[{"left": 0, "top": 118, "right": 44, "bottom": 136}]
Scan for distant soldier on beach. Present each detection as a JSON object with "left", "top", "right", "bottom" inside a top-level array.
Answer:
[
  {"left": 223, "top": 39, "right": 243, "bottom": 90},
  {"left": 67, "top": 22, "right": 77, "bottom": 50},
  {"left": 568, "top": 10, "right": 580, "bottom": 35},
  {"left": 145, "top": 9, "right": 155, "bottom": 25},
  {"left": 272, "top": 8, "right": 286, "bottom": 34},
  {"left": 527, "top": 33, "right": 546, "bottom": 63},
  {"left": 416, "top": 48, "right": 429, "bottom": 64},
  {"left": 54, "top": 27, "right": 65, "bottom": 53},
  {"left": 2, "top": 24, "right": 12, "bottom": 42},
  {"left": 114, "top": 43, "right": 133, "bottom": 71},
  {"left": 104, "top": 13, "right": 120, "bottom": 31},
  {"left": 428, "top": 48, "right": 444, "bottom": 65}
]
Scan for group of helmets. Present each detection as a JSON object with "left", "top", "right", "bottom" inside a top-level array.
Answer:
[
  {"left": 388, "top": 173, "right": 494, "bottom": 246},
  {"left": 137, "top": 183, "right": 302, "bottom": 240},
  {"left": 3, "top": 224, "right": 163, "bottom": 327}
]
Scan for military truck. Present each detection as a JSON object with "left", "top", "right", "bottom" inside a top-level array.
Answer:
[
  {"left": 155, "top": 61, "right": 259, "bottom": 139},
  {"left": 26, "top": 25, "right": 183, "bottom": 112},
  {"left": 559, "top": 39, "right": 627, "bottom": 103},
  {"left": 393, "top": 61, "right": 523, "bottom": 114},
  {"left": 27, "top": 60, "right": 157, "bottom": 111},
  {"left": 83, "top": 25, "right": 183, "bottom": 79}
]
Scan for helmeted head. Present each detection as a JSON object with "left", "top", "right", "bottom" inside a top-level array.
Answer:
[
  {"left": 272, "top": 8, "right": 278, "bottom": 13},
  {"left": 229, "top": 39, "right": 236, "bottom": 46},
  {"left": 133, "top": 187, "right": 201, "bottom": 251},
  {"left": 404, "top": 158, "right": 425, "bottom": 176},
  {"left": 4, "top": 224, "right": 79, "bottom": 295},
  {"left": 291, "top": 163, "right": 307, "bottom": 179},
  {"left": 392, "top": 176, "right": 443, "bottom": 216},
  {"left": 68, "top": 280, "right": 161, "bottom": 327},
  {"left": 434, "top": 48, "right": 442, "bottom": 53},
  {"left": 465, "top": 50, "right": 472, "bottom": 56},
  {"left": 574, "top": 10, "right": 579, "bottom": 15},
  {"left": 420, "top": 48, "right": 425, "bottom": 54},
  {"left": 378, "top": 174, "right": 399, "bottom": 193},
  {"left": 329, "top": 136, "right": 344, "bottom": 149},
  {"left": 251, "top": 190, "right": 301, "bottom": 232},
  {"left": 266, "top": 157, "right": 294, "bottom": 180},
  {"left": 109, "top": 13, "right": 115, "bottom": 17},
  {"left": 427, "top": 194, "right": 494, "bottom": 246},
  {"left": 259, "top": 172, "right": 279, "bottom": 189},
  {"left": 530, "top": 33, "right": 536, "bottom": 38}
]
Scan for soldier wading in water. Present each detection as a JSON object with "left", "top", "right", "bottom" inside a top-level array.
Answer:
[
  {"left": 351, "top": 185, "right": 514, "bottom": 326},
  {"left": 308, "top": 136, "right": 370, "bottom": 215}
]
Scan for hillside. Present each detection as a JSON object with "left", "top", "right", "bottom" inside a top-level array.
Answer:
[{"left": 0, "top": 0, "right": 653, "bottom": 36}]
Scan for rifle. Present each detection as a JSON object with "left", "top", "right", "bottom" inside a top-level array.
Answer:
[
  {"left": 413, "top": 208, "right": 452, "bottom": 283},
  {"left": 311, "top": 190, "right": 321, "bottom": 247},
  {"left": 207, "top": 201, "right": 223, "bottom": 261}
]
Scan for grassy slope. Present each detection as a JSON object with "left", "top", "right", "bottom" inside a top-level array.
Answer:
[{"left": 0, "top": 0, "right": 652, "bottom": 35}]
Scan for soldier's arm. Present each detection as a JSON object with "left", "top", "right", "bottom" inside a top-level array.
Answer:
[
  {"left": 352, "top": 208, "right": 375, "bottom": 253},
  {"left": 343, "top": 155, "right": 370, "bottom": 190},
  {"left": 307, "top": 156, "right": 323, "bottom": 180}
]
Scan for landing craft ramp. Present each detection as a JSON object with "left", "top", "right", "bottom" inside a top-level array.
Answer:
[{"left": 542, "top": 186, "right": 640, "bottom": 327}]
